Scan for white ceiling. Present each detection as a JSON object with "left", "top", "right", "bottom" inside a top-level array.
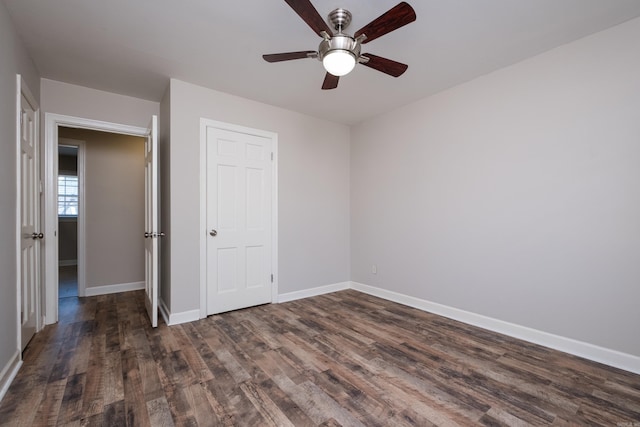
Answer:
[{"left": 4, "top": 0, "right": 640, "bottom": 125}]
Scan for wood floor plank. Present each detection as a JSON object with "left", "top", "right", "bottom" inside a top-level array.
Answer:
[
  {"left": 152, "top": 351, "right": 194, "bottom": 424},
  {"left": 183, "top": 382, "right": 219, "bottom": 427},
  {"left": 214, "top": 349, "right": 252, "bottom": 384},
  {"left": 240, "top": 381, "right": 296, "bottom": 427},
  {"left": 309, "top": 369, "right": 389, "bottom": 427},
  {"left": 81, "top": 332, "right": 105, "bottom": 418},
  {"left": 253, "top": 349, "right": 307, "bottom": 387},
  {"left": 102, "top": 351, "right": 124, "bottom": 407},
  {"left": 282, "top": 376, "right": 366, "bottom": 427},
  {"left": 56, "top": 373, "right": 86, "bottom": 424},
  {"left": 169, "top": 326, "right": 214, "bottom": 385},
  {"left": 1, "top": 289, "right": 639, "bottom": 426},
  {"left": 48, "top": 324, "right": 81, "bottom": 384},
  {"left": 200, "top": 379, "right": 239, "bottom": 426},
  {"left": 146, "top": 396, "right": 176, "bottom": 427},
  {"left": 233, "top": 313, "right": 282, "bottom": 351},
  {"left": 32, "top": 378, "right": 67, "bottom": 426},
  {"left": 129, "top": 328, "right": 164, "bottom": 402},
  {"left": 79, "top": 412, "right": 103, "bottom": 427},
  {"left": 121, "top": 347, "right": 152, "bottom": 427},
  {"left": 255, "top": 377, "right": 316, "bottom": 426},
  {"left": 102, "top": 400, "right": 125, "bottom": 426}
]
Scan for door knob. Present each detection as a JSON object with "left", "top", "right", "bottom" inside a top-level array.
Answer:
[
  {"left": 209, "top": 229, "right": 217, "bottom": 237},
  {"left": 31, "top": 232, "right": 38, "bottom": 240},
  {"left": 38, "top": 232, "right": 44, "bottom": 239},
  {"left": 144, "top": 232, "right": 150, "bottom": 238},
  {"left": 159, "top": 232, "right": 166, "bottom": 237}
]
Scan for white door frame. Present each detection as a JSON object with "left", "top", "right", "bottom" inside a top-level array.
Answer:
[
  {"left": 44, "top": 113, "right": 147, "bottom": 324},
  {"left": 58, "top": 139, "right": 86, "bottom": 297},
  {"left": 199, "top": 119, "right": 279, "bottom": 318},
  {"left": 16, "top": 74, "right": 41, "bottom": 351}
]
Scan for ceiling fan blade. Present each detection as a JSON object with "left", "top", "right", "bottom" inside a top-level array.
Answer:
[
  {"left": 361, "top": 53, "right": 408, "bottom": 77},
  {"left": 322, "top": 73, "right": 339, "bottom": 90},
  {"left": 284, "top": 0, "right": 333, "bottom": 37},
  {"left": 263, "top": 51, "right": 316, "bottom": 62},
  {"left": 354, "top": 2, "right": 416, "bottom": 44}
]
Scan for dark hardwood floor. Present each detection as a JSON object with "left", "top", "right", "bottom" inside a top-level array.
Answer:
[
  {"left": 59, "top": 265, "right": 78, "bottom": 299},
  {"left": 1, "top": 290, "right": 639, "bottom": 426}
]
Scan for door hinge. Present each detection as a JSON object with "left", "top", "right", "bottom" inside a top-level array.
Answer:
[
  {"left": 271, "top": 274, "right": 274, "bottom": 283},
  {"left": 271, "top": 152, "right": 273, "bottom": 161},
  {"left": 20, "top": 113, "right": 23, "bottom": 126}
]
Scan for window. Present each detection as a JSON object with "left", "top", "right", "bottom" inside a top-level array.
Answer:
[{"left": 58, "top": 175, "right": 78, "bottom": 216}]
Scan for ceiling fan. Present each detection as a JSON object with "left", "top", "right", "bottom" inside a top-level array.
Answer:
[{"left": 263, "top": 0, "right": 416, "bottom": 90}]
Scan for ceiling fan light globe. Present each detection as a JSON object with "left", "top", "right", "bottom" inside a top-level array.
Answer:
[{"left": 323, "top": 50, "right": 356, "bottom": 76}]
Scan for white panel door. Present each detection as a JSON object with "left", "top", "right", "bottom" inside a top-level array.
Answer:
[
  {"left": 19, "top": 92, "right": 39, "bottom": 350},
  {"left": 144, "top": 115, "right": 159, "bottom": 327},
  {"left": 206, "top": 126, "right": 272, "bottom": 314}
]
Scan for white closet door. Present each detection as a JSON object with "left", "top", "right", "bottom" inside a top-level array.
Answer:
[{"left": 206, "top": 126, "right": 273, "bottom": 315}]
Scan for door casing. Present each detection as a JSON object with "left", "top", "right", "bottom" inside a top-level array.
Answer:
[{"left": 199, "top": 119, "right": 279, "bottom": 318}]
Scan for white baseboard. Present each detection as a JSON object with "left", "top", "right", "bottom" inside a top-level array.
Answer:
[
  {"left": 159, "top": 298, "right": 200, "bottom": 326},
  {"left": 85, "top": 281, "right": 144, "bottom": 296},
  {"left": 0, "top": 350, "right": 22, "bottom": 403},
  {"left": 169, "top": 309, "right": 200, "bottom": 325},
  {"left": 351, "top": 281, "right": 640, "bottom": 375},
  {"left": 58, "top": 260, "right": 77, "bottom": 267},
  {"left": 278, "top": 281, "right": 351, "bottom": 303},
  {"left": 160, "top": 280, "right": 352, "bottom": 326}
]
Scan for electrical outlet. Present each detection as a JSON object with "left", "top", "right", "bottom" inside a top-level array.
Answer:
[{"left": 372, "top": 264, "right": 377, "bottom": 274}]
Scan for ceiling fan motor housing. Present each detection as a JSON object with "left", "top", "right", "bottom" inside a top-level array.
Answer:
[
  {"left": 318, "top": 34, "right": 360, "bottom": 61},
  {"left": 318, "top": 8, "right": 360, "bottom": 64}
]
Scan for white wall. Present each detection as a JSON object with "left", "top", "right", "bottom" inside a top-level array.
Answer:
[
  {"left": 351, "top": 17, "right": 640, "bottom": 357},
  {"left": 58, "top": 128, "right": 145, "bottom": 288},
  {"left": 165, "top": 79, "right": 350, "bottom": 314},
  {"left": 41, "top": 79, "right": 160, "bottom": 128},
  {"left": 0, "top": 1, "right": 40, "bottom": 390}
]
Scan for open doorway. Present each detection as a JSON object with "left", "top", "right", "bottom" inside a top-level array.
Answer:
[
  {"left": 44, "top": 113, "right": 159, "bottom": 327},
  {"left": 57, "top": 143, "right": 80, "bottom": 299},
  {"left": 55, "top": 126, "right": 146, "bottom": 308}
]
